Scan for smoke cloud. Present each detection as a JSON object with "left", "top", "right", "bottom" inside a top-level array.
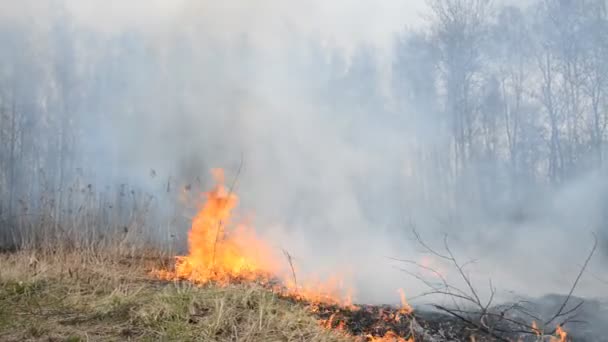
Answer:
[{"left": 1, "top": 0, "right": 606, "bottom": 309}]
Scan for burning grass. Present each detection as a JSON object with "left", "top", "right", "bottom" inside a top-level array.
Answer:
[
  {"left": 149, "top": 168, "right": 419, "bottom": 341},
  {"left": 0, "top": 168, "right": 584, "bottom": 341},
  {"left": 145, "top": 168, "right": 583, "bottom": 342},
  {"left": 0, "top": 168, "right": 419, "bottom": 342},
  {"left": 0, "top": 248, "right": 578, "bottom": 342},
  {"left": 153, "top": 168, "right": 358, "bottom": 308}
]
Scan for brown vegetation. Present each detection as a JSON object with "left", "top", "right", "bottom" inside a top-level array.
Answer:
[{"left": 0, "top": 247, "right": 350, "bottom": 342}]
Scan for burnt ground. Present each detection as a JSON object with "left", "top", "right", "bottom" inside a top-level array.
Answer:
[
  {"left": 299, "top": 299, "right": 606, "bottom": 341},
  {"left": 148, "top": 275, "right": 605, "bottom": 341},
  {"left": 304, "top": 302, "right": 494, "bottom": 342},
  {"left": 192, "top": 276, "right": 606, "bottom": 341}
]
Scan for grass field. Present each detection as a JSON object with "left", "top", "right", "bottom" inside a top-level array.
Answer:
[{"left": 0, "top": 249, "right": 350, "bottom": 342}]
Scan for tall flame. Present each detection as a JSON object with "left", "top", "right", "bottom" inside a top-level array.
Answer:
[
  {"left": 155, "top": 168, "right": 354, "bottom": 306},
  {"left": 156, "top": 169, "right": 280, "bottom": 285}
]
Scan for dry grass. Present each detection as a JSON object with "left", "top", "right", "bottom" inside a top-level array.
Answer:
[
  {"left": 0, "top": 179, "right": 355, "bottom": 341},
  {"left": 0, "top": 248, "right": 351, "bottom": 342}
]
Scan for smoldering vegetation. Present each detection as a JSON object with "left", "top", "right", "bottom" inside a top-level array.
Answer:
[{"left": 0, "top": 0, "right": 607, "bottom": 329}]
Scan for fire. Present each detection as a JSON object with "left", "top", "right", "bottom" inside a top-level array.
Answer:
[
  {"left": 322, "top": 313, "right": 338, "bottom": 329},
  {"left": 398, "top": 288, "right": 413, "bottom": 314},
  {"left": 551, "top": 325, "right": 568, "bottom": 342},
  {"left": 154, "top": 168, "right": 353, "bottom": 306},
  {"left": 529, "top": 321, "right": 568, "bottom": 342},
  {"left": 284, "top": 276, "right": 356, "bottom": 308},
  {"left": 368, "top": 331, "right": 414, "bottom": 342},
  {"left": 532, "top": 321, "right": 542, "bottom": 336},
  {"left": 155, "top": 169, "right": 417, "bottom": 341},
  {"left": 155, "top": 169, "right": 280, "bottom": 285}
]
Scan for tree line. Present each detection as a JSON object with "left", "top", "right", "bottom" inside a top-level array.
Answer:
[{"left": 1, "top": 0, "right": 607, "bottom": 246}]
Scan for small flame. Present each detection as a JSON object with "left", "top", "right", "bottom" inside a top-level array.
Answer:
[
  {"left": 532, "top": 321, "right": 542, "bottom": 336},
  {"left": 551, "top": 325, "right": 568, "bottom": 342},
  {"left": 322, "top": 313, "right": 337, "bottom": 329},
  {"left": 364, "top": 290, "right": 415, "bottom": 341},
  {"left": 368, "top": 331, "right": 414, "bottom": 342},
  {"left": 398, "top": 288, "right": 413, "bottom": 314},
  {"left": 284, "top": 275, "right": 356, "bottom": 307}
]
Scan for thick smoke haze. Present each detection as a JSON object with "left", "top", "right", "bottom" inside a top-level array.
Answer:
[{"left": 0, "top": 0, "right": 606, "bottom": 310}]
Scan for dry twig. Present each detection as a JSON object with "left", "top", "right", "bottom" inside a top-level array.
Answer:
[{"left": 394, "top": 229, "right": 598, "bottom": 341}]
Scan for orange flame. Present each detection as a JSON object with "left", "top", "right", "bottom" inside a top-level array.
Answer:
[
  {"left": 154, "top": 169, "right": 353, "bottom": 306},
  {"left": 365, "top": 290, "right": 415, "bottom": 342},
  {"left": 551, "top": 325, "right": 568, "bottom": 342},
  {"left": 368, "top": 331, "right": 414, "bottom": 342},
  {"left": 155, "top": 169, "right": 420, "bottom": 341},
  {"left": 322, "top": 313, "right": 338, "bottom": 329},
  {"left": 532, "top": 321, "right": 542, "bottom": 336},
  {"left": 155, "top": 169, "right": 280, "bottom": 285},
  {"left": 398, "top": 288, "right": 413, "bottom": 314}
]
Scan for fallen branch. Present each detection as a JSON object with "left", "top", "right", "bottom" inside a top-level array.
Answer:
[
  {"left": 394, "top": 229, "right": 597, "bottom": 341},
  {"left": 544, "top": 233, "right": 597, "bottom": 326}
]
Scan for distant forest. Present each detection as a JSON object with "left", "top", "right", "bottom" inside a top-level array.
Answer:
[{"left": 1, "top": 0, "right": 608, "bottom": 248}]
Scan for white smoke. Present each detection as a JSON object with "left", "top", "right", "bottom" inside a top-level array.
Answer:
[{"left": 1, "top": 0, "right": 606, "bottom": 308}]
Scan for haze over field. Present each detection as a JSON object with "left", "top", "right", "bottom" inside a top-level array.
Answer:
[{"left": 0, "top": 0, "right": 607, "bottom": 309}]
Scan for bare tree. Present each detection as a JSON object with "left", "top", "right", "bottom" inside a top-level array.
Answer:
[
  {"left": 427, "top": 0, "right": 492, "bottom": 172},
  {"left": 580, "top": 1, "right": 608, "bottom": 168}
]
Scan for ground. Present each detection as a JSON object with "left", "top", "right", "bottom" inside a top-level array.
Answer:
[
  {"left": 2, "top": 249, "right": 589, "bottom": 342},
  {"left": 0, "top": 250, "right": 350, "bottom": 342}
]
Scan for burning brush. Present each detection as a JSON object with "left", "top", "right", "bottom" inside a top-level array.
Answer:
[{"left": 152, "top": 168, "right": 418, "bottom": 341}]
